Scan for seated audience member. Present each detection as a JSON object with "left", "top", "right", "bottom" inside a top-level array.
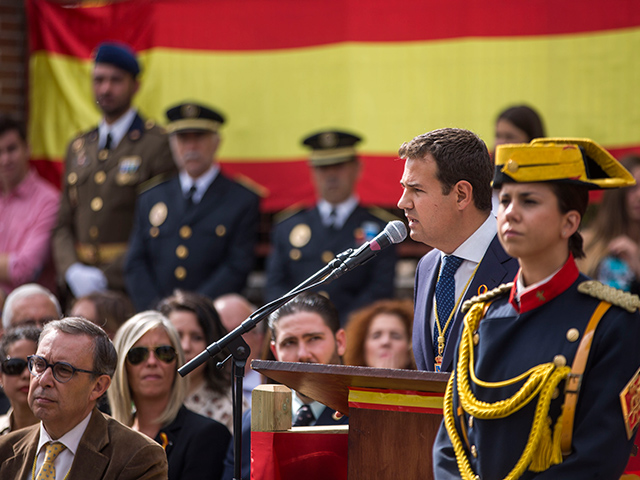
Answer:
[
  {"left": 0, "top": 317, "right": 168, "bottom": 479},
  {"left": 221, "top": 292, "right": 349, "bottom": 480},
  {"left": 2, "top": 283, "right": 61, "bottom": 330},
  {"left": 343, "top": 298, "right": 416, "bottom": 369},
  {"left": 214, "top": 293, "right": 265, "bottom": 400},
  {"left": 0, "top": 325, "right": 40, "bottom": 434},
  {"left": 70, "top": 290, "right": 135, "bottom": 338},
  {"left": 579, "top": 154, "right": 640, "bottom": 294},
  {"left": 0, "top": 114, "right": 60, "bottom": 297},
  {"left": 108, "top": 310, "right": 231, "bottom": 480},
  {"left": 158, "top": 290, "right": 248, "bottom": 432}
]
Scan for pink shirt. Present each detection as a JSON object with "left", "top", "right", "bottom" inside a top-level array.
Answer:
[{"left": 0, "top": 168, "right": 60, "bottom": 293}]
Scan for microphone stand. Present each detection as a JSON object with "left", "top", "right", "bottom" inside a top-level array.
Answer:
[{"left": 178, "top": 250, "right": 354, "bottom": 480}]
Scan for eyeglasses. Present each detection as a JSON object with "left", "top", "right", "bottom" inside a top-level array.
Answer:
[
  {"left": 126, "top": 345, "right": 177, "bottom": 365},
  {"left": 27, "top": 355, "right": 102, "bottom": 383},
  {"left": 1, "top": 358, "right": 28, "bottom": 376}
]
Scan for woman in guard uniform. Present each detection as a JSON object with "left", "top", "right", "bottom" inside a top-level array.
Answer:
[{"left": 433, "top": 138, "right": 640, "bottom": 479}]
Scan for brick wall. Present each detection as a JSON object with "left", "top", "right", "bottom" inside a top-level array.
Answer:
[{"left": 0, "top": 0, "right": 27, "bottom": 121}]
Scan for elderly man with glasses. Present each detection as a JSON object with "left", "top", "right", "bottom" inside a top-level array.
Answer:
[{"left": 0, "top": 317, "right": 168, "bottom": 479}]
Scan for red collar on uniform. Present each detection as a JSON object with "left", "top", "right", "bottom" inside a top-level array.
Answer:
[{"left": 509, "top": 254, "right": 579, "bottom": 314}]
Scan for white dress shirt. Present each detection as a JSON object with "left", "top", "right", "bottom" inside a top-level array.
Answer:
[
  {"left": 98, "top": 108, "right": 137, "bottom": 150},
  {"left": 317, "top": 196, "right": 358, "bottom": 229},
  {"left": 179, "top": 165, "right": 220, "bottom": 204}
]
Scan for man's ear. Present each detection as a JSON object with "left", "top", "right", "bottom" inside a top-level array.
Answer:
[
  {"left": 455, "top": 181, "right": 473, "bottom": 210},
  {"left": 90, "top": 375, "right": 111, "bottom": 402},
  {"left": 335, "top": 329, "right": 346, "bottom": 357},
  {"left": 270, "top": 341, "right": 279, "bottom": 361}
]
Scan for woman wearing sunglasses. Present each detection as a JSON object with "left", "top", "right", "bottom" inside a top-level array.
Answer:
[
  {"left": 0, "top": 325, "right": 40, "bottom": 435},
  {"left": 107, "top": 311, "right": 230, "bottom": 480},
  {"left": 433, "top": 139, "right": 640, "bottom": 480}
]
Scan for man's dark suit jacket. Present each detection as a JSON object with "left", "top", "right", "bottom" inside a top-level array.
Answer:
[
  {"left": 0, "top": 408, "right": 167, "bottom": 479},
  {"left": 413, "top": 235, "right": 518, "bottom": 372},
  {"left": 221, "top": 405, "right": 349, "bottom": 480}
]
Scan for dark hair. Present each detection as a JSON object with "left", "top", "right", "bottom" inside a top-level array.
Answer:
[
  {"left": 550, "top": 183, "right": 589, "bottom": 259},
  {"left": 398, "top": 128, "right": 493, "bottom": 212},
  {"left": 0, "top": 114, "right": 26, "bottom": 142},
  {"left": 268, "top": 292, "right": 340, "bottom": 341},
  {"left": 157, "top": 290, "right": 229, "bottom": 394},
  {"left": 72, "top": 290, "right": 135, "bottom": 336},
  {"left": 0, "top": 325, "right": 41, "bottom": 360},
  {"left": 496, "top": 105, "right": 545, "bottom": 141},
  {"left": 343, "top": 299, "right": 416, "bottom": 369},
  {"left": 41, "top": 317, "right": 117, "bottom": 377}
]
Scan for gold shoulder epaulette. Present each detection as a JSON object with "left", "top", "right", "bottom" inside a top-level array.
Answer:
[
  {"left": 461, "top": 282, "right": 513, "bottom": 314},
  {"left": 273, "top": 204, "right": 305, "bottom": 224},
  {"left": 367, "top": 206, "right": 400, "bottom": 223},
  {"left": 578, "top": 280, "right": 640, "bottom": 313},
  {"left": 137, "top": 173, "right": 173, "bottom": 195},
  {"left": 232, "top": 173, "right": 268, "bottom": 198}
]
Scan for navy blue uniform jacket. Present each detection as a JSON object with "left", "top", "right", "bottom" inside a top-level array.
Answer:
[
  {"left": 433, "top": 275, "right": 640, "bottom": 479},
  {"left": 125, "top": 173, "right": 260, "bottom": 310},
  {"left": 413, "top": 235, "right": 518, "bottom": 372},
  {"left": 266, "top": 206, "right": 396, "bottom": 324}
]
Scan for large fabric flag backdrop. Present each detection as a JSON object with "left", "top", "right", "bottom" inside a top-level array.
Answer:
[{"left": 27, "top": 0, "right": 640, "bottom": 211}]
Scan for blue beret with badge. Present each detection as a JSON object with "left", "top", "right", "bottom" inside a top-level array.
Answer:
[{"left": 94, "top": 42, "right": 140, "bottom": 77}]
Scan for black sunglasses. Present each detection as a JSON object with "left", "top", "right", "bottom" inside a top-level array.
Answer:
[
  {"left": 1, "top": 357, "right": 28, "bottom": 376},
  {"left": 126, "top": 345, "right": 177, "bottom": 365},
  {"left": 27, "top": 355, "right": 102, "bottom": 383}
]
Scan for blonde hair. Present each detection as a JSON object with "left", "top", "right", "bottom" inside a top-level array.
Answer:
[{"left": 107, "top": 311, "right": 187, "bottom": 427}]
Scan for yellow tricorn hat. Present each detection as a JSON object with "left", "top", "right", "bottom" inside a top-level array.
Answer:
[{"left": 493, "top": 138, "right": 636, "bottom": 190}]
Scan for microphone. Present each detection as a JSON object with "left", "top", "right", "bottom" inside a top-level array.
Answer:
[{"left": 329, "top": 220, "right": 407, "bottom": 278}]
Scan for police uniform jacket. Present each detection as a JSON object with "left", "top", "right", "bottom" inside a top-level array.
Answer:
[
  {"left": 125, "top": 173, "right": 260, "bottom": 311},
  {"left": 155, "top": 406, "right": 231, "bottom": 480},
  {"left": 265, "top": 206, "right": 397, "bottom": 324},
  {"left": 53, "top": 113, "right": 175, "bottom": 291},
  {"left": 433, "top": 258, "right": 640, "bottom": 479}
]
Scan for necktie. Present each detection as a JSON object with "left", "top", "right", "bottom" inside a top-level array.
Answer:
[
  {"left": 104, "top": 132, "right": 112, "bottom": 150},
  {"left": 327, "top": 208, "right": 338, "bottom": 229},
  {"left": 433, "top": 255, "right": 464, "bottom": 363},
  {"left": 185, "top": 185, "right": 197, "bottom": 208},
  {"left": 36, "top": 442, "right": 66, "bottom": 480},
  {"left": 293, "top": 404, "right": 315, "bottom": 426}
]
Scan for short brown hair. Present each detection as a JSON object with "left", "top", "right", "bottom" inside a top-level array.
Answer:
[{"left": 398, "top": 128, "right": 493, "bottom": 212}]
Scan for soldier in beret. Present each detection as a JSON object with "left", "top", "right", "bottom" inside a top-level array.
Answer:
[
  {"left": 265, "top": 130, "right": 397, "bottom": 325},
  {"left": 53, "top": 42, "right": 176, "bottom": 300},
  {"left": 125, "top": 102, "right": 260, "bottom": 311}
]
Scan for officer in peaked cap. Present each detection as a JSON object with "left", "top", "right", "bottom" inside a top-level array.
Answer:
[
  {"left": 265, "top": 129, "right": 398, "bottom": 325},
  {"left": 125, "top": 102, "right": 260, "bottom": 311},
  {"left": 53, "top": 41, "right": 176, "bottom": 302}
]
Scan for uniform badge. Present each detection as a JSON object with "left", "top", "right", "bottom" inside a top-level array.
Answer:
[
  {"left": 181, "top": 104, "right": 200, "bottom": 118},
  {"left": 145, "top": 119, "right": 156, "bottom": 130},
  {"left": 289, "top": 224, "right": 311, "bottom": 248},
  {"left": 319, "top": 132, "right": 338, "bottom": 148},
  {"left": 149, "top": 202, "right": 168, "bottom": 227},
  {"left": 116, "top": 156, "right": 142, "bottom": 185},
  {"left": 67, "top": 172, "right": 78, "bottom": 185},
  {"left": 620, "top": 367, "right": 640, "bottom": 439},
  {"left": 129, "top": 130, "right": 141, "bottom": 141},
  {"left": 76, "top": 153, "right": 87, "bottom": 166},
  {"left": 72, "top": 138, "right": 84, "bottom": 152},
  {"left": 321, "top": 251, "right": 334, "bottom": 264}
]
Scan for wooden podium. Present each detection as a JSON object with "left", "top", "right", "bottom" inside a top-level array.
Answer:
[{"left": 252, "top": 360, "right": 450, "bottom": 480}]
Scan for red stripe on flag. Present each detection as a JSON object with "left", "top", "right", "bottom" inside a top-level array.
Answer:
[{"left": 28, "top": 0, "right": 640, "bottom": 56}]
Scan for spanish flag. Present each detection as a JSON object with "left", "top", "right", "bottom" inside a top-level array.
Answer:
[{"left": 27, "top": 0, "right": 640, "bottom": 211}]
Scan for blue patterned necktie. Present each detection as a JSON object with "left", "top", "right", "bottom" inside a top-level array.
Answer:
[{"left": 433, "top": 255, "right": 464, "bottom": 364}]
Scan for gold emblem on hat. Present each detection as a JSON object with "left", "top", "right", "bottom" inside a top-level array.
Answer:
[
  {"left": 98, "top": 150, "right": 109, "bottom": 161},
  {"left": 566, "top": 328, "right": 580, "bottom": 342},
  {"left": 174, "top": 266, "right": 187, "bottom": 280},
  {"left": 216, "top": 225, "right": 226, "bottom": 237},
  {"left": 67, "top": 172, "right": 78, "bottom": 185},
  {"left": 149, "top": 202, "right": 168, "bottom": 227},
  {"left": 150, "top": 227, "right": 160, "bottom": 238},
  {"left": 176, "top": 245, "right": 189, "bottom": 259},
  {"left": 319, "top": 132, "right": 338, "bottom": 149},
  {"left": 89, "top": 226, "right": 99, "bottom": 239},
  {"left": 506, "top": 159, "right": 519, "bottom": 173},
  {"left": 179, "top": 225, "right": 192, "bottom": 239},
  {"left": 94, "top": 171, "right": 106, "bottom": 185},
  {"left": 182, "top": 104, "right": 200, "bottom": 119},
  {"left": 289, "top": 249, "right": 301, "bottom": 261},
  {"left": 129, "top": 130, "right": 141, "bottom": 141},
  {"left": 321, "top": 251, "right": 334, "bottom": 264},
  {"left": 91, "top": 197, "right": 103, "bottom": 212},
  {"left": 289, "top": 224, "right": 311, "bottom": 248},
  {"left": 72, "top": 138, "right": 84, "bottom": 152}
]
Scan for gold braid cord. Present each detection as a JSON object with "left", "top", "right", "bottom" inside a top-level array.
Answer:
[{"left": 443, "top": 301, "right": 571, "bottom": 480}]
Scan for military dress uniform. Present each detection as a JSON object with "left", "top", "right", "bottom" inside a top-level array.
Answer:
[
  {"left": 266, "top": 205, "right": 396, "bottom": 324},
  {"left": 125, "top": 172, "right": 260, "bottom": 311},
  {"left": 53, "top": 114, "right": 175, "bottom": 292}
]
